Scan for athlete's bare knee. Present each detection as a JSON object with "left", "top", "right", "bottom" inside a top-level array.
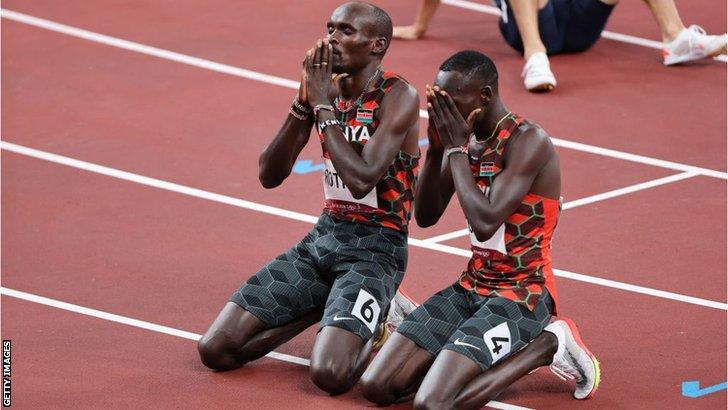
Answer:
[
  {"left": 453, "top": 379, "right": 496, "bottom": 410},
  {"left": 360, "top": 372, "right": 396, "bottom": 405},
  {"left": 197, "top": 337, "right": 227, "bottom": 370},
  {"left": 197, "top": 333, "right": 246, "bottom": 371},
  {"left": 309, "top": 359, "right": 354, "bottom": 395},
  {"left": 414, "top": 389, "right": 453, "bottom": 410}
]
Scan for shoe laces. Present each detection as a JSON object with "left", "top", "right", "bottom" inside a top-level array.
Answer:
[
  {"left": 550, "top": 365, "right": 574, "bottom": 381},
  {"left": 687, "top": 24, "right": 707, "bottom": 37},
  {"left": 685, "top": 25, "right": 708, "bottom": 50},
  {"left": 549, "top": 351, "right": 583, "bottom": 382}
]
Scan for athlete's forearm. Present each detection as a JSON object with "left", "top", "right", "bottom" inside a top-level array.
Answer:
[
  {"left": 319, "top": 111, "right": 382, "bottom": 199},
  {"left": 415, "top": 149, "right": 449, "bottom": 227},
  {"left": 258, "top": 113, "right": 314, "bottom": 188},
  {"left": 449, "top": 154, "right": 502, "bottom": 241}
]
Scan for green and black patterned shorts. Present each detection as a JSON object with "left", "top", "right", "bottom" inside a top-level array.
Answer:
[{"left": 231, "top": 214, "right": 407, "bottom": 341}]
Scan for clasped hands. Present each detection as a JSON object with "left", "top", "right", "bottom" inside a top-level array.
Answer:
[
  {"left": 425, "top": 85, "right": 481, "bottom": 151},
  {"left": 298, "top": 39, "right": 349, "bottom": 107}
]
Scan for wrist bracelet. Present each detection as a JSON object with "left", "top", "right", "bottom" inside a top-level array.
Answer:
[
  {"left": 314, "top": 104, "right": 335, "bottom": 119},
  {"left": 445, "top": 146, "right": 468, "bottom": 158},
  {"left": 292, "top": 98, "right": 312, "bottom": 114},
  {"left": 318, "top": 119, "right": 341, "bottom": 133},
  {"left": 289, "top": 107, "right": 309, "bottom": 121}
]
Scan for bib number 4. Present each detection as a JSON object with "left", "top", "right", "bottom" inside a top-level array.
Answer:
[{"left": 483, "top": 322, "right": 512, "bottom": 364}]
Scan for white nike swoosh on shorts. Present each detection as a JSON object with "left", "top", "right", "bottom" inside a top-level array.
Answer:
[
  {"left": 453, "top": 339, "right": 481, "bottom": 350},
  {"left": 333, "top": 315, "right": 356, "bottom": 321}
]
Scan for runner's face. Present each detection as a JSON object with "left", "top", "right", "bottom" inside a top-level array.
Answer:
[
  {"left": 326, "top": 6, "right": 377, "bottom": 73},
  {"left": 434, "top": 71, "right": 481, "bottom": 118}
]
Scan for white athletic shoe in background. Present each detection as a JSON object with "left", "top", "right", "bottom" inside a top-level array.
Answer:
[
  {"left": 385, "top": 288, "right": 419, "bottom": 333},
  {"left": 663, "top": 25, "right": 728, "bottom": 65},
  {"left": 544, "top": 318, "right": 601, "bottom": 400},
  {"left": 522, "top": 52, "right": 556, "bottom": 92},
  {"left": 373, "top": 289, "right": 419, "bottom": 351}
]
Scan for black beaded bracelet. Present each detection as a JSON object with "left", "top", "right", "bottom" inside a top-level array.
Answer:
[{"left": 289, "top": 107, "right": 309, "bottom": 121}]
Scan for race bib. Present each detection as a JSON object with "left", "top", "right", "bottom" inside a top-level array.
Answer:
[
  {"left": 322, "top": 158, "right": 377, "bottom": 208},
  {"left": 351, "top": 289, "right": 381, "bottom": 333},
  {"left": 469, "top": 223, "right": 506, "bottom": 259},
  {"left": 483, "top": 322, "right": 512, "bottom": 364},
  {"left": 468, "top": 185, "right": 506, "bottom": 259}
]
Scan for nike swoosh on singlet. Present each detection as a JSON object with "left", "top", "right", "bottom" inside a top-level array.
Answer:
[
  {"left": 453, "top": 339, "right": 481, "bottom": 350},
  {"left": 333, "top": 315, "right": 356, "bottom": 321}
]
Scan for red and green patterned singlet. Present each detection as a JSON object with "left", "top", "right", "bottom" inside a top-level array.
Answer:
[
  {"left": 459, "top": 113, "right": 560, "bottom": 312},
  {"left": 317, "top": 71, "right": 419, "bottom": 233}
]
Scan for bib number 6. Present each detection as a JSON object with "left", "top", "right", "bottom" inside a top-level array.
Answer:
[
  {"left": 351, "top": 289, "right": 381, "bottom": 334},
  {"left": 360, "top": 299, "right": 375, "bottom": 323}
]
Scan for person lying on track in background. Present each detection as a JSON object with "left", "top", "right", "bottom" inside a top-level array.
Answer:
[
  {"left": 360, "top": 50, "right": 600, "bottom": 408},
  {"left": 197, "top": 1, "right": 421, "bottom": 396},
  {"left": 394, "top": 0, "right": 728, "bottom": 92}
]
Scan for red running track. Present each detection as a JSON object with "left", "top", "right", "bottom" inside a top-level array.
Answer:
[{"left": 2, "top": 0, "right": 726, "bottom": 408}]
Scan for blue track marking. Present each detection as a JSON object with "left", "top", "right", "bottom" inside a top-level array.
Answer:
[
  {"left": 292, "top": 137, "right": 429, "bottom": 174},
  {"left": 681, "top": 380, "right": 728, "bottom": 398}
]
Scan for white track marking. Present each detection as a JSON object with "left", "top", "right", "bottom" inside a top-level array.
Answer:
[
  {"left": 418, "top": 229, "right": 473, "bottom": 245},
  {"left": 0, "top": 286, "right": 310, "bottom": 366},
  {"left": 551, "top": 270, "right": 728, "bottom": 311},
  {"left": 0, "top": 286, "right": 526, "bottom": 409},
  {"left": 1, "top": 7, "right": 723, "bottom": 408},
  {"left": 441, "top": 0, "right": 501, "bottom": 15},
  {"left": 486, "top": 401, "right": 532, "bottom": 410},
  {"left": 549, "top": 139, "right": 726, "bottom": 180},
  {"left": 2, "top": 141, "right": 726, "bottom": 311},
  {"left": 422, "top": 171, "right": 701, "bottom": 243},
  {"left": 408, "top": 239, "right": 728, "bottom": 311},
  {"left": 440, "top": 0, "right": 728, "bottom": 63},
  {"left": 0, "top": 141, "right": 319, "bottom": 225},
  {"left": 562, "top": 171, "right": 699, "bottom": 209},
  {"left": 2, "top": 9, "right": 726, "bottom": 180},
  {"left": 0, "top": 286, "right": 292, "bottom": 367},
  {"left": 0, "top": 9, "right": 299, "bottom": 89}
]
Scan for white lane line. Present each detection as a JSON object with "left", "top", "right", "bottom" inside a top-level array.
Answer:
[
  {"left": 486, "top": 401, "right": 532, "bottom": 410},
  {"left": 0, "top": 286, "right": 310, "bottom": 366},
  {"left": 441, "top": 0, "right": 728, "bottom": 62},
  {"left": 422, "top": 228, "right": 470, "bottom": 243},
  {"left": 442, "top": 0, "right": 501, "bottom": 15},
  {"left": 2, "top": 9, "right": 726, "bottom": 180},
  {"left": 551, "top": 270, "right": 728, "bottom": 311},
  {"left": 421, "top": 171, "right": 702, "bottom": 243},
  {"left": 562, "top": 171, "right": 699, "bottom": 209},
  {"left": 418, "top": 229, "right": 472, "bottom": 245},
  {"left": 0, "top": 286, "right": 528, "bottom": 410},
  {"left": 0, "top": 9, "right": 299, "bottom": 90},
  {"left": 0, "top": 141, "right": 319, "bottom": 225},
  {"left": 550, "top": 138, "right": 727, "bottom": 180},
  {"left": 3, "top": 141, "right": 726, "bottom": 311},
  {"left": 407, "top": 240, "right": 728, "bottom": 311}
]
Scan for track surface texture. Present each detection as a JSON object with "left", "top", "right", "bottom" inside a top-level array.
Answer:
[{"left": 2, "top": 0, "right": 726, "bottom": 409}]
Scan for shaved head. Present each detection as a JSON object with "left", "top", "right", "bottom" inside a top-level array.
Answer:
[
  {"left": 334, "top": 2, "right": 393, "bottom": 56},
  {"left": 440, "top": 50, "right": 499, "bottom": 91}
]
